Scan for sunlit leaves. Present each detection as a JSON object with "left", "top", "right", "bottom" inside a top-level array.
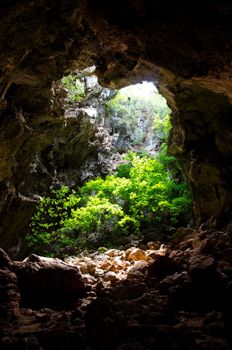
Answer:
[
  {"left": 64, "top": 197, "right": 124, "bottom": 234},
  {"left": 26, "top": 186, "right": 80, "bottom": 255},
  {"left": 27, "top": 153, "right": 192, "bottom": 256}
]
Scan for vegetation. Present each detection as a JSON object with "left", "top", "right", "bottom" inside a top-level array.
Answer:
[
  {"left": 26, "top": 81, "right": 192, "bottom": 257},
  {"left": 105, "top": 82, "right": 171, "bottom": 148},
  {"left": 105, "top": 83, "right": 170, "bottom": 121},
  {"left": 27, "top": 186, "right": 80, "bottom": 256},
  {"left": 26, "top": 151, "right": 191, "bottom": 256},
  {"left": 61, "top": 74, "right": 85, "bottom": 102}
]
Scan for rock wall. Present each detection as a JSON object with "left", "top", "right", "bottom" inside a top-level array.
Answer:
[
  {"left": 0, "top": 68, "right": 160, "bottom": 251},
  {"left": 0, "top": 0, "right": 232, "bottom": 248},
  {"left": 0, "top": 74, "right": 118, "bottom": 250}
]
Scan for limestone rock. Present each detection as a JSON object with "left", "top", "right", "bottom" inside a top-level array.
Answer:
[
  {"left": 78, "top": 263, "right": 90, "bottom": 275},
  {"left": 82, "top": 274, "right": 97, "bottom": 285},
  {"left": 1, "top": 225, "right": 232, "bottom": 349},
  {"left": 105, "top": 249, "right": 122, "bottom": 257},
  {"left": 189, "top": 255, "right": 215, "bottom": 280},
  {"left": 127, "top": 248, "right": 148, "bottom": 261},
  {"left": 85, "top": 297, "right": 126, "bottom": 349},
  {"left": 146, "top": 250, "right": 158, "bottom": 260},
  {"left": 108, "top": 263, "right": 119, "bottom": 273},
  {"left": 129, "top": 260, "right": 148, "bottom": 272},
  {"left": 99, "top": 260, "right": 112, "bottom": 270},
  {"left": 127, "top": 269, "right": 144, "bottom": 280},
  {"left": 103, "top": 271, "right": 118, "bottom": 283},
  {"left": 221, "top": 248, "right": 232, "bottom": 265}
]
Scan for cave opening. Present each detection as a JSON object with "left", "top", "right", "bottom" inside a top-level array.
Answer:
[
  {"left": 1, "top": 1, "right": 232, "bottom": 348},
  {"left": 22, "top": 69, "right": 192, "bottom": 260}
]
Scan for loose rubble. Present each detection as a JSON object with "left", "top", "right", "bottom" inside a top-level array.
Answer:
[
  {"left": 65, "top": 245, "right": 166, "bottom": 288},
  {"left": 1, "top": 226, "right": 232, "bottom": 349}
]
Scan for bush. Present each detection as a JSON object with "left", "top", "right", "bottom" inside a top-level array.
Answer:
[
  {"left": 26, "top": 186, "right": 80, "bottom": 256},
  {"left": 63, "top": 197, "right": 124, "bottom": 236},
  {"left": 27, "top": 152, "right": 192, "bottom": 256}
]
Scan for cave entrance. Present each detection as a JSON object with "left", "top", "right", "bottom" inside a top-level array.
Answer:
[
  {"left": 59, "top": 68, "right": 172, "bottom": 181},
  {"left": 25, "top": 69, "right": 192, "bottom": 258}
]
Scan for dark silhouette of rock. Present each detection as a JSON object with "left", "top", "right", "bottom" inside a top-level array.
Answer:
[
  {"left": 12, "top": 255, "right": 85, "bottom": 309},
  {"left": 0, "top": 248, "right": 11, "bottom": 268},
  {"left": 0, "top": 268, "right": 19, "bottom": 333}
]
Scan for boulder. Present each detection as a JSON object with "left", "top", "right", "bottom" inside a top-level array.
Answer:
[
  {"left": 189, "top": 255, "right": 215, "bottom": 282},
  {"left": 147, "top": 255, "right": 179, "bottom": 279},
  {"left": 99, "top": 260, "right": 112, "bottom": 270},
  {"left": 128, "top": 248, "right": 148, "bottom": 261},
  {"left": 12, "top": 254, "right": 85, "bottom": 309}
]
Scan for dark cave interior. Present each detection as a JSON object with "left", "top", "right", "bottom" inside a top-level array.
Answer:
[{"left": 1, "top": 1, "right": 232, "bottom": 349}]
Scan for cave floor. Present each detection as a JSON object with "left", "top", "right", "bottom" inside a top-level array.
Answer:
[{"left": 1, "top": 226, "right": 232, "bottom": 350}]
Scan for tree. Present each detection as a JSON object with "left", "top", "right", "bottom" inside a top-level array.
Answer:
[{"left": 27, "top": 152, "right": 192, "bottom": 256}]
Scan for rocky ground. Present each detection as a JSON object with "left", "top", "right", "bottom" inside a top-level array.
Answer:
[{"left": 1, "top": 225, "right": 232, "bottom": 349}]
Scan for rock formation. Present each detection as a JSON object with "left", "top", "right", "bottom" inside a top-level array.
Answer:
[
  {"left": 1, "top": 0, "right": 232, "bottom": 250},
  {"left": 0, "top": 1, "right": 232, "bottom": 347},
  {"left": 1, "top": 225, "right": 232, "bottom": 349}
]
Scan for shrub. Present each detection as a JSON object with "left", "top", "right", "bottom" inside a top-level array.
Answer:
[
  {"left": 63, "top": 197, "right": 124, "bottom": 236},
  {"left": 26, "top": 186, "right": 80, "bottom": 256},
  {"left": 26, "top": 151, "right": 192, "bottom": 256}
]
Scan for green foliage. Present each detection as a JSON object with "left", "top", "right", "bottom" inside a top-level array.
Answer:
[
  {"left": 61, "top": 74, "right": 85, "bottom": 102},
  {"left": 26, "top": 186, "right": 80, "bottom": 256},
  {"left": 26, "top": 81, "right": 192, "bottom": 257},
  {"left": 63, "top": 197, "right": 124, "bottom": 235},
  {"left": 27, "top": 152, "right": 192, "bottom": 256},
  {"left": 105, "top": 84, "right": 171, "bottom": 147},
  {"left": 153, "top": 114, "right": 172, "bottom": 142},
  {"left": 105, "top": 85, "right": 170, "bottom": 122},
  {"left": 116, "top": 153, "right": 191, "bottom": 226}
]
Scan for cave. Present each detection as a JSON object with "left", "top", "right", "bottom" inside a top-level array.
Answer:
[{"left": 1, "top": 1, "right": 232, "bottom": 349}]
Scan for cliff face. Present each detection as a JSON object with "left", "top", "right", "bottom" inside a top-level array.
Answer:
[{"left": 0, "top": 0, "right": 232, "bottom": 248}]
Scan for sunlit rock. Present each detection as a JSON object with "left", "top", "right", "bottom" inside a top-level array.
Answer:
[{"left": 128, "top": 248, "right": 148, "bottom": 261}]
